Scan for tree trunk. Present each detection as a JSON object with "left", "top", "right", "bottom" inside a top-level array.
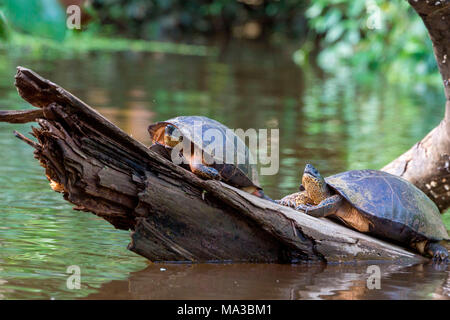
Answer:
[
  {"left": 0, "top": 67, "right": 425, "bottom": 264},
  {"left": 383, "top": 1, "right": 450, "bottom": 212}
]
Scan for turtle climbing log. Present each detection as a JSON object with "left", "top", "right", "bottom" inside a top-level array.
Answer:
[{"left": 279, "top": 164, "right": 450, "bottom": 262}]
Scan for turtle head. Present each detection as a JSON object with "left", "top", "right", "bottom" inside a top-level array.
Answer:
[
  {"left": 164, "top": 124, "right": 183, "bottom": 148},
  {"left": 302, "top": 164, "right": 331, "bottom": 203}
]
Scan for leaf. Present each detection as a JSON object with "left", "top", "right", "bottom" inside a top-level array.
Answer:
[
  {"left": 305, "top": 3, "right": 324, "bottom": 19},
  {"left": 325, "top": 24, "right": 344, "bottom": 43},
  {"left": 4, "top": 0, "right": 66, "bottom": 41}
]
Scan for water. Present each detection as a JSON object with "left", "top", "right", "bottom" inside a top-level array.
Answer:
[{"left": 0, "top": 40, "right": 448, "bottom": 299}]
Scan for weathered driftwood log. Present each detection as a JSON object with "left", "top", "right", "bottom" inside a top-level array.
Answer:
[
  {"left": 383, "top": 0, "right": 450, "bottom": 212},
  {"left": 0, "top": 67, "right": 425, "bottom": 264}
]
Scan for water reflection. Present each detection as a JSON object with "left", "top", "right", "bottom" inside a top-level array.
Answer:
[
  {"left": 1, "top": 42, "right": 445, "bottom": 199},
  {"left": 86, "top": 263, "right": 449, "bottom": 300}
]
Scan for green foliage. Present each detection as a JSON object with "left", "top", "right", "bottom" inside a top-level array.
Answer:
[
  {"left": 298, "top": 0, "right": 438, "bottom": 83},
  {"left": 0, "top": 31, "right": 216, "bottom": 59},
  {"left": 89, "top": 0, "right": 307, "bottom": 40},
  {"left": 0, "top": 0, "right": 443, "bottom": 86},
  {"left": 0, "top": 10, "right": 9, "bottom": 40},
  {"left": 3, "top": 0, "right": 66, "bottom": 41}
]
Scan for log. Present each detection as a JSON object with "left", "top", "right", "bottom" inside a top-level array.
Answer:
[
  {"left": 383, "top": 0, "right": 450, "bottom": 212},
  {"left": 0, "top": 66, "right": 425, "bottom": 264}
]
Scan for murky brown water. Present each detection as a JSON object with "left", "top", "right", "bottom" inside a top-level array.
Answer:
[
  {"left": 85, "top": 263, "right": 450, "bottom": 300},
  {"left": 0, "top": 40, "right": 449, "bottom": 299}
]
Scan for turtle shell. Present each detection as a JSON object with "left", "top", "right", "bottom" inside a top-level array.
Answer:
[
  {"left": 325, "top": 170, "right": 449, "bottom": 243},
  {"left": 148, "top": 116, "right": 260, "bottom": 189}
]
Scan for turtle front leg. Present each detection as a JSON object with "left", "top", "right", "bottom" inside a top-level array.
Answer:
[
  {"left": 296, "top": 194, "right": 343, "bottom": 218},
  {"left": 277, "top": 191, "right": 314, "bottom": 208}
]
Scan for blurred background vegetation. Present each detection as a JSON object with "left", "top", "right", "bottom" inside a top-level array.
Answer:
[{"left": 0, "top": 0, "right": 439, "bottom": 83}]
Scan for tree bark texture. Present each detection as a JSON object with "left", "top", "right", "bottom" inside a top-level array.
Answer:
[{"left": 383, "top": 0, "right": 450, "bottom": 212}]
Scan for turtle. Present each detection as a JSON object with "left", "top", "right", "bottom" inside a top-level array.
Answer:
[
  {"left": 148, "top": 116, "right": 271, "bottom": 200},
  {"left": 278, "top": 164, "right": 450, "bottom": 261}
]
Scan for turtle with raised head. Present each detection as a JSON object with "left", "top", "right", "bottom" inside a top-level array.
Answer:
[
  {"left": 148, "top": 116, "right": 271, "bottom": 200},
  {"left": 278, "top": 164, "right": 449, "bottom": 261}
]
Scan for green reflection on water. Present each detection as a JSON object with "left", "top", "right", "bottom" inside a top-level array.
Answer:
[{"left": 0, "top": 41, "right": 448, "bottom": 299}]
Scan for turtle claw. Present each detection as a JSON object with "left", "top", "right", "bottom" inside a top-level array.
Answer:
[
  {"left": 277, "top": 197, "right": 296, "bottom": 208},
  {"left": 287, "top": 200, "right": 297, "bottom": 208},
  {"left": 427, "top": 242, "right": 449, "bottom": 264},
  {"left": 432, "top": 251, "right": 448, "bottom": 264}
]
